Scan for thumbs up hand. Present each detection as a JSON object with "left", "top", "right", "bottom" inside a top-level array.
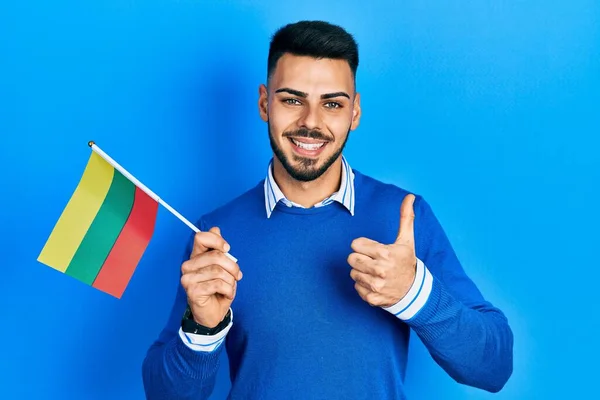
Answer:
[{"left": 348, "top": 194, "right": 417, "bottom": 308}]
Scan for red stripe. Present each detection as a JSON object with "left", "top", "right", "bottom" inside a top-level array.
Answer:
[{"left": 92, "top": 187, "right": 158, "bottom": 298}]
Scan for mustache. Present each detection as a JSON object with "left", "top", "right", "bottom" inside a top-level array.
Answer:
[{"left": 282, "top": 128, "right": 332, "bottom": 142}]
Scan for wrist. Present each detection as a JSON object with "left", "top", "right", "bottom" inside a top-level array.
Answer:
[
  {"left": 382, "top": 258, "right": 433, "bottom": 321},
  {"left": 182, "top": 307, "right": 232, "bottom": 336},
  {"left": 192, "top": 310, "right": 226, "bottom": 329}
]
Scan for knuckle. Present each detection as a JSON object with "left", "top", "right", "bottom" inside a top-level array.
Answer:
[
  {"left": 361, "top": 276, "right": 370, "bottom": 289},
  {"left": 212, "top": 236, "right": 225, "bottom": 249},
  {"left": 181, "top": 274, "right": 193, "bottom": 290},
  {"left": 180, "top": 274, "right": 188, "bottom": 288},
  {"left": 373, "top": 279, "right": 384, "bottom": 293},
  {"left": 216, "top": 250, "right": 230, "bottom": 263},
  {"left": 353, "top": 272, "right": 363, "bottom": 285},
  {"left": 193, "top": 232, "right": 206, "bottom": 247},
  {"left": 210, "top": 264, "right": 222, "bottom": 275},
  {"left": 369, "top": 281, "right": 378, "bottom": 293},
  {"left": 366, "top": 292, "right": 377, "bottom": 305},
  {"left": 378, "top": 247, "right": 391, "bottom": 259},
  {"left": 212, "top": 250, "right": 228, "bottom": 263},
  {"left": 180, "top": 260, "right": 190, "bottom": 275},
  {"left": 204, "top": 250, "right": 221, "bottom": 266}
]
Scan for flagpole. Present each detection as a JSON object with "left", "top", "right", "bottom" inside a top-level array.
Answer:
[{"left": 87, "top": 141, "right": 237, "bottom": 263}]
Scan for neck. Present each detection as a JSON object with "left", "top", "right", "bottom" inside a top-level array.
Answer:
[{"left": 272, "top": 157, "right": 343, "bottom": 208}]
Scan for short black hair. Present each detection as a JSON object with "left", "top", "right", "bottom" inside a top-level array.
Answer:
[{"left": 267, "top": 20, "right": 359, "bottom": 83}]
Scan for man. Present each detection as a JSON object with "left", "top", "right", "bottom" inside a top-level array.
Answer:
[{"left": 142, "top": 20, "right": 513, "bottom": 400}]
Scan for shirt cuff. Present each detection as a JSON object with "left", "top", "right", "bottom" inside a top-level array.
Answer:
[
  {"left": 178, "top": 308, "right": 234, "bottom": 352},
  {"left": 382, "top": 258, "right": 433, "bottom": 321}
]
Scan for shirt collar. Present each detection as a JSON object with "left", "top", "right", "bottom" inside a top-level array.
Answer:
[{"left": 263, "top": 156, "right": 355, "bottom": 218}]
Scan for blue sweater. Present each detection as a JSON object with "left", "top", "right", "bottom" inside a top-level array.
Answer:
[{"left": 142, "top": 170, "right": 513, "bottom": 399}]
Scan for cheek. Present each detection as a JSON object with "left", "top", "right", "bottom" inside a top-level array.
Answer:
[
  {"left": 323, "top": 112, "right": 353, "bottom": 139},
  {"left": 269, "top": 108, "right": 300, "bottom": 136}
]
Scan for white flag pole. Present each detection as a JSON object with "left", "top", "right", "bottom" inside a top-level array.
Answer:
[{"left": 87, "top": 141, "right": 237, "bottom": 262}]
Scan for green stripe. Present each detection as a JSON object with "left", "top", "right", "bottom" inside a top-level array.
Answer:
[{"left": 65, "top": 170, "right": 135, "bottom": 285}]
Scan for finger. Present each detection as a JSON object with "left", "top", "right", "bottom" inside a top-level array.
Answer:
[
  {"left": 396, "top": 194, "right": 416, "bottom": 245},
  {"left": 351, "top": 237, "right": 390, "bottom": 260},
  {"left": 350, "top": 269, "right": 384, "bottom": 293},
  {"left": 191, "top": 279, "right": 235, "bottom": 300},
  {"left": 182, "top": 264, "right": 237, "bottom": 287},
  {"left": 347, "top": 252, "right": 383, "bottom": 277},
  {"left": 354, "top": 282, "right": 384, "bottom": 306},
  {"left": 231, "top": 280, "right": 238, "bottom": 299},
  {"left": 190, "top": 227, "right": 230, "bottom": 258},
  {"left": 183, "top": 250, "right": 242, "bottom": 280}
]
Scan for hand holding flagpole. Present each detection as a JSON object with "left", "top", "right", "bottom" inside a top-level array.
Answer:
[{"left": 88, "top": 141, "right": 238, "bottom": 263}]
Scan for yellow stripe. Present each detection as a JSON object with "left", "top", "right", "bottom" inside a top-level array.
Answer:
[{"left": 38, "top": 152, "right": 115, "bottom": 272}]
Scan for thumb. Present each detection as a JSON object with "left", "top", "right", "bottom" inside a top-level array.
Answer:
[
  {"left": 190, "top": 226, "right": 226, "bottom": 258},
  {"left": 210, "top": 226, "right": 233, "bottom": 254},
  {"left": 395, "top": 194, "right": 416, "bottom": 246}
]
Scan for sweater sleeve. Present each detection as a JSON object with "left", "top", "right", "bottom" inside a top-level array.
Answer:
[
  {"left": 386, "top": 196, "right": 514, "bottom": 393},
  {"left": 141, "top": 225, "right": 228, "bottom": 400}
]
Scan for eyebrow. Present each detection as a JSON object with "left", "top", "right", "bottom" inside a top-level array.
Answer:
[
  {"left": 321, "top": 91, "right": 351, "bottom": 100},
  {"left": 275, "top": 88, "right": 351, "bottom": 100}
]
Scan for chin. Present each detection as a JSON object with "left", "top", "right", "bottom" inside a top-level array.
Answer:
[
  {"left": 287, "top": 162, "right": 325, "bottom": 182},
  {"left": 281, "top": 150, "right": 340, "bottom": 182},
  {"left": 268, "top": 126, "right": 348, "bottom": 182}
]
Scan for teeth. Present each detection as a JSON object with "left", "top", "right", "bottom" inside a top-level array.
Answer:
[{"left": 292, "top": 139, "right": 325, "bottom": 150}]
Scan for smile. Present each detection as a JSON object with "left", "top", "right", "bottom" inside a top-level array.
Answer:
[
  {"left": 288, "top": 137, "right": 329, "bottom": 157},
  {"left": 291, "top": 138, "right": 326, "bottom": 150}
]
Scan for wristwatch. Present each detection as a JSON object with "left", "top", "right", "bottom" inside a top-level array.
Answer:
[{"left": 181, "top": 306, "right": 231, "bottom": 336}]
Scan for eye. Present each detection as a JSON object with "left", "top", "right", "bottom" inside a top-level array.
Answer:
[
  {"left": 324, "top": 102, "right": 342, "bottom": 109},
  {"left": 283, "top": 98, "right": 302, "bottom": 106}
]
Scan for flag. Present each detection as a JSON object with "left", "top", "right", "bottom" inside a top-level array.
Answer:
[{"left": 38, "top": 149, "right": 159, "bottom": 299}]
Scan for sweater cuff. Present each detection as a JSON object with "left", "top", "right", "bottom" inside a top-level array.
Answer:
[
  {"left": 169, "top": 334, "right": 224, "bottom": 380},
  {"left": 382, "top": 258, "right": 433, "bottom": 320},
  {"left": 178, "top": 309, "right": 233, "bottom": 352},
  {"left": 401, "top": 276, "right": 464, "bottom": 343}
]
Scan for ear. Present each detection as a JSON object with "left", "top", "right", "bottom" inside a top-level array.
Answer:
[
  {"left": 258, "top": 84, "right": 269, "bottom": 122},
  {"left": 350, "top": 92, "right": 361, "bottom": 130}
]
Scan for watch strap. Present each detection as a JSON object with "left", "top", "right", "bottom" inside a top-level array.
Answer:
[{"left": 181, "top": 306, "right": 231, "bottom": 336}]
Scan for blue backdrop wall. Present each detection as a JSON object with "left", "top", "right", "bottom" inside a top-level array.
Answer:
[{"left": 1, "top": 1, "right": 598, "bottom": 399}]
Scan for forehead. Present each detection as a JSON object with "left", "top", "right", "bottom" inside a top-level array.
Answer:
[{"left": 270, "top": 54, "right": 354, "bottom": 94}]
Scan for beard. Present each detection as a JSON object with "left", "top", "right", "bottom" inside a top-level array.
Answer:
[{"left": 268, "top": 123, "right": 350, "bottom": 182}]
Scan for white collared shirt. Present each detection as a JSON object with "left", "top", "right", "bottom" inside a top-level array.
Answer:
[{"left": 263, "top": 156, "right": 356, "bottom": 218}]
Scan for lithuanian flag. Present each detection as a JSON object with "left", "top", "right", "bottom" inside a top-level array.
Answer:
[{"left": 37, "top": 142, "right": 159, "bottom": 299}]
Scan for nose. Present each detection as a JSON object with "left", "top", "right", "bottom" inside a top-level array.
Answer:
[{"left": 297, "top": 103, "right": 322, "bottom": 131}]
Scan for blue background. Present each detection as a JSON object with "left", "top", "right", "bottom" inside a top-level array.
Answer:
[{"left": 1, "top": 1, "right": 598, "bottom": 399}]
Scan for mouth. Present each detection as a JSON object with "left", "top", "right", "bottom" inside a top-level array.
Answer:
[{"left": 288, "top": 137, "right": 329, "bottom": 157}]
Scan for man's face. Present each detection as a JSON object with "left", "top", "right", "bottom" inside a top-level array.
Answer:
[{"left": 258, "top": 54, "right": 361, "bottom": 182}]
